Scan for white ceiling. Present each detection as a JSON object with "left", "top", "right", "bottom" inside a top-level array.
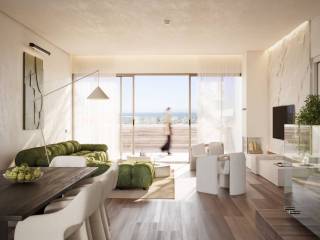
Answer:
[{"left": 1, "top": 0, "right": 320, "bottom": 55}]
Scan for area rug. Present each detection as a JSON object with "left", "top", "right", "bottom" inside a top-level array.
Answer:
[{"left": 109, "top": 170, "right": 175, "bottom": 199}]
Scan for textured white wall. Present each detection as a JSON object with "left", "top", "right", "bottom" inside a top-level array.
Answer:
[
  {"left": 311, "top": 16, "right": 320, "bottom": 58},
  {"left": 0, "top": 13, "right": 72, "bottom": 169},
  {"left": 268, "top": 22, "right": 311, "bottom": 154}
]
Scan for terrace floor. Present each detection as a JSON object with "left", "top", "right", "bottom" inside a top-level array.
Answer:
[
  {"left": 121, "top": 152, "right": 190, "bottom": 163},
  {"left": 107, "top": 164, "right": 285, "bottom": 240}
]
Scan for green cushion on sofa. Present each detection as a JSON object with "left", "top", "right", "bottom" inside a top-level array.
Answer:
[
  {"left": 69, "top": 140, "right": 81, "bottom": 152},
  {"left": 86, "top": 158, "right": 112, "bottom": 177},
  {"left": 80, "top": 144, "right": 108, "bottom": 152},
  {"left": 15, "top": 141, "right": 109, "bottom": 171},
  {"left": 61, "top": 141, "right": 75, "bottom": 154},
  {"left": 71, "top": 150, "right": 92, "bottom": 156},
  {"left": 71, "top": 151, "right": 108, "bottom": 162},
  {"left": 15, "top": 146, "right": 50, "bottom": 167},
  {"left": 47, "top": 144, "right": 67, "bottom": 157}
]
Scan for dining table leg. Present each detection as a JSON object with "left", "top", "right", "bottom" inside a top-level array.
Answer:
[{"left": 0, "top": 221, "right": 8, "bottom": 240}]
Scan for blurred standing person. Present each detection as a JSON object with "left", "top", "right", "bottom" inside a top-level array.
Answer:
[{"left": 161, "top": 107, "right": 172, "bottom": 155}]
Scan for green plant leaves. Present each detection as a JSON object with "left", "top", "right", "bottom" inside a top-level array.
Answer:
[{"left": 296, "top": 95, "right": 320, "bottom": 125}]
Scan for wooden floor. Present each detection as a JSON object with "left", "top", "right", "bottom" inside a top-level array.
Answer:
[{"left": 107, "top": 164, "right": 285, "bottom": 240}]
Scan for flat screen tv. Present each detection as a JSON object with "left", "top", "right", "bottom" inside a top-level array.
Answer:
[{"left": 273, "top": 105, "right": 295, "bottom": 140}]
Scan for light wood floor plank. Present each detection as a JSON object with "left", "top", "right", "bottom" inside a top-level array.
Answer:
[{"left": 107, "top": 165, "right": 286, "bottom": 240}]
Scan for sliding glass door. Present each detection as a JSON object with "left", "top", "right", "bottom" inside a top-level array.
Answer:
[
  {"left": 120, "top": 75, "right": 192, "bottom": 162},
  {"left": 73, "top": 73, "right": 242, "bottom": 162},
  {"left": 119, "top": 76, "right": 134, "bottom": 156},
  {"left": 120, "top": 74, "right": 242, "bottom": 161},
  {"left": 191, "top": 75, "right": 242, "bottom": 153}
]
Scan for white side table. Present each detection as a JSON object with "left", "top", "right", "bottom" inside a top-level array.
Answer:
[{"left": 154, "top": 164, "right": 171, "bottom": 178}]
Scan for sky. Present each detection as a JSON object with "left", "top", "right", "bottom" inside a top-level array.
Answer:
[
  {"left": 121, "top": 75, "right": 241, "bottom": 114},
  {"left": 122, "top": 75, "right": 198, "bottom": 113}
]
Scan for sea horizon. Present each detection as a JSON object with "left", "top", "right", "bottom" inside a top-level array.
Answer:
[{"left": 121, "top": 112, "right": 197, "bottom": 124}]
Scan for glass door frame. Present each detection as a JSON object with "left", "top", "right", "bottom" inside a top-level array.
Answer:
[{"left": 118, "top": 73, "right": 197, "bottom": 162}]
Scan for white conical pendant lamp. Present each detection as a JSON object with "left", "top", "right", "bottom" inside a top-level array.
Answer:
[
  {"left": 87, "top": 86, "right": 109, "bottom": 99},
  {"left": 87, "top": 70, "right": 109, "bottom": 100}
]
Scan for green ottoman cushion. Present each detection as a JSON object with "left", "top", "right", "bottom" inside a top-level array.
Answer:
[
  {"left": 117, "top": 160, "right": 155, "bottom": 189},
  {"left": 117, "top": 162, "right": 134, "bottom": 189},
  {"left": 132, "top": 162, "right": 154, "bottom": 189}
]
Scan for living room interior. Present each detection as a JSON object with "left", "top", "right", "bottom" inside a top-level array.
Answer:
[{"left": 1, "top": 0, "right": 320, "bottom": 240}]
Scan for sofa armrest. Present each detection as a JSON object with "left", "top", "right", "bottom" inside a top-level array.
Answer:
[{"left": 80, "top": 144, "right": 108, "bottom": 152}]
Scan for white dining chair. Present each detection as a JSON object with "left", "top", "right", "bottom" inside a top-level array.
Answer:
[
  {"left": 196, "top": 155, "right": 218, "bottom": 195},
  {"left": 207, "top": 142, "right": 224, "bottom": 155},
  {"left": 66, "top": 169, "right": 114, "bottom": 240},
  {"left": 229, "top": 152, "right": 246, "bottom": 195},
  {"left": 64, "top": 161, "right": 118, "bottom": 230},
  {"left": 45, "top": 168, "right": 115, "bottom": 240},
  {"left": 14, "top": 181, "right": 102, "bottom": 240},
  {"left": 77, "top": 162, "right": 118, "bottom": 190},
  {"left": 190, "top": 144, "right": 206, "bottom": 170},
  {"left": 49, "top": 156, "right": 87, "bottom": 167}
]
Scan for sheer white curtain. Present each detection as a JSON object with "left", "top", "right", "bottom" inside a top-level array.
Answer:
[
  {"left": 197, "top": 75, "right": 242, "bottom": 153},
  {"left": 73, "top": 74, "right": 120, "bottom": 160}
]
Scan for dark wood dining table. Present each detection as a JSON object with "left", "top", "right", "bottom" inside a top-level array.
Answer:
[{"left": 0, "top": 167, "right": 97, "bottom": 240}]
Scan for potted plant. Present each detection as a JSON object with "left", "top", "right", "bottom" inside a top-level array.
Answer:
[
  {"left": 296, "top": 95, "right": 320, "bottom": 125},
  {"left": 295, "top": 95, "right": 320, "bottom": 159}
]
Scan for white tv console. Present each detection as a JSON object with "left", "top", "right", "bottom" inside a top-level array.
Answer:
[{"left": 246, "top": 154, "right": 291, "bottom": 187}]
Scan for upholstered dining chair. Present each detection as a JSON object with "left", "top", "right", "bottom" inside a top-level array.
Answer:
[
  {"left": 229, "top": 152, "right": 246, "bottom": 195},
  {"left": 45, "top": 168, "right": 115, "bottom": 240},
  {"left": 196, "top": 155, "right": 219, "bottom": 195},
  {"left": 65, "top": 168, "right": 115, "bottom": 240},
  {"left": 190, "top": 144, "right": 206, "bottom": 170},
  {"left": 207, "top": 142, "right": 224, "bottom": 155},
  {"left": 14, "top": 182, "right": 102, "bottom": 240}
]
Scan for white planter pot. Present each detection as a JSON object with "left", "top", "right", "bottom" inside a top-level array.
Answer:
[
  {"left": 284, "top": 124, "right": 320, "bottom": 158},
  {"left": 311, "top": 125, "right": 320, "bottom": 156}
]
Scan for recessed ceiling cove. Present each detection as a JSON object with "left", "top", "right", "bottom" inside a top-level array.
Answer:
[{"left": 1, "top": 0, "right": 320, "bottom": 55}]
